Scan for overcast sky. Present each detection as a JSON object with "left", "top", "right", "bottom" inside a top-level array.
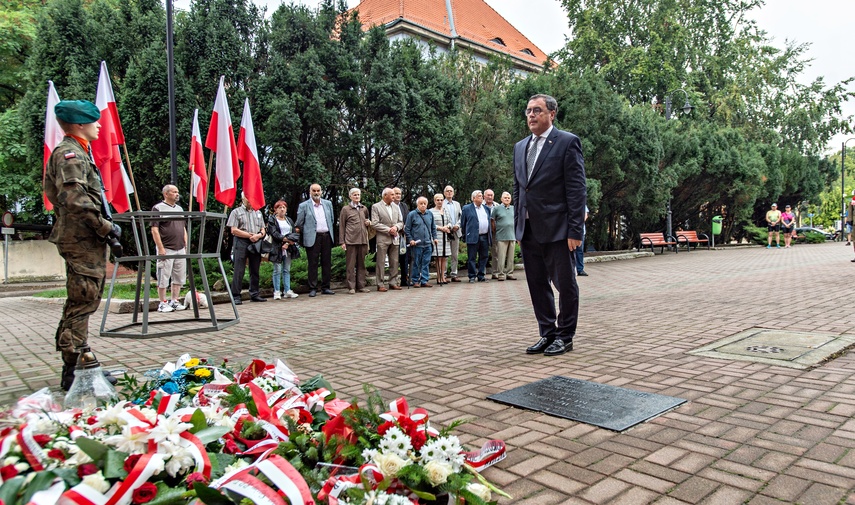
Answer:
[{"left": 175, "top": 0, "right": 854, "bottom": 153}]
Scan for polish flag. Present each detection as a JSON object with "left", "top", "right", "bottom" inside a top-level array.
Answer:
[
  {"left": 205, "top": 76, "right": 240, "bottom": 207},
  {"left": 237, "top": 98, "right": 265, "bottom": 210},
  {"left": 43, "top": 81, "right": 63, "bottom": 211},
  {"left": 91, "top": 61, "right": 132, "bottom": 213},
  {"left": 189, "top": 109, "right": 208, "bottom": 210}
]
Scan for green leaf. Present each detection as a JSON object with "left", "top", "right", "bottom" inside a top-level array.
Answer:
[
  {"left": 75, "top": 437, "right": 110, "bottom": 465},
  {"left": 147, "top": 482, "right": 189, "bottom": 505},
  {"left": 193, "top": 483, "right": 235, "bottom": 505},
  {"left": 21, "top": 471, "right": 62, "bottom": 504},
  {"left": 194, "top": 426, "right": 231, "bottom": 445},
  {"left": 51, "top": 467, "right": 81, "bottom": 488},
  {"left": 209, "top": 453, "right": 237, "bottom": 480},
  {"left": 188, "top": 409, "right": 208, "bottom": 434},
  {"left": 0, "top": 476, "right": 26, "bottom": 505},
  {"left": 104, "top": 450, "right": 130, "bottom": 479}
]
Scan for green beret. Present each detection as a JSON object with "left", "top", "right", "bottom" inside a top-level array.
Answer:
[{"left": 55, "top": 100, "right": 100, "bottom": 124}]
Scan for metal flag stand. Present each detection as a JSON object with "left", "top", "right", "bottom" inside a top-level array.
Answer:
[{"left": 99, "top": 210, "right": 240, "bottom": 339}]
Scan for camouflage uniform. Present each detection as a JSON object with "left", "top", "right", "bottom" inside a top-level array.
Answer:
[{"left": 44, "top": 136, "right": 114, "bottom": 379}]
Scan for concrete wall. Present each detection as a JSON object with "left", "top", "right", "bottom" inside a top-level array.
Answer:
[{"left": 0, "top": 239, "right": 65, "bottom": 282}]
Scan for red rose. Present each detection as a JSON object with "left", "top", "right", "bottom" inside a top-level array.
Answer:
[
  {"left": 223, "top": 438, "right": 240, "bottom": 455},
  {"left": 185, "top": 472, "right": 209, "bottom": 489},
  {"left": 86, "top": 416, "right": 98, "bottom": 425},
  {"left": 77, "top": 463, "right": 99, "bottom": 478},
  {"left": 0, "top": 464, "right": 18, "bottom": 480},
  {"left": 131, "top": 482, "right": 157, "bottom": 504},
  {"left": 124, "top": 454, "right": 142, "bottom": 473},
  {"left": 47, "top": 448, "right": 66, "bottom": 461},
  {"left": 411, "top": 431, "right": 427, "bottom": 452},
  {"left": 377, "top": 421, "right": 396, "bottom": 436},
  {"left": 32, "top": 434, "right": 51, "bottom": 447}
]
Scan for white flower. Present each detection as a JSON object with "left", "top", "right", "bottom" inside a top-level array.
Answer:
[
  {"left": 138, "top": 408, "right": 158, "bottom": 424},
  {"left": 93, "top": 402, "right": 130, "bottom": 433},
  {"left": 423, "top": 460, "right": 452, "bottom": 486},
  {"left": 466, "top": 483, "right": 491, "bottom": 501},
  {"left": 361, "top": 448, "right": 379, "bottom": 462},
  {"left": 14, "top": 462, "right": 29, "bottom": 473},
  {"left": 379, "top": 427, "right": 412, "bottom": 458},
  {"left": 161, "top": 441, "right": 196, "bottom": 477},
  {"left": 419, "top": 439, "right": 442, "bottom": 462},
  {"left": 224, "top": 458, "right": 250, "bottom": 474},
  {"left": 4, "top": 456, "right": 20, "bottom": 466},
  {"left": 373, "top": 452, "right": 409, "bottom": 478},
  {"left": 64, "top": 445, "right": 93, "bottom": 466},
  {"left": 147, "top": 414, "right": 191, "bottom": 445},
  {"left": 81, "top": 471, "right": 110, "bottom": 493},
  {"left": 33, "top": 419, "right": 60, "bottom": 434},
  {"left": 104, "top": 425, "right": 149, "bottom": 454}
]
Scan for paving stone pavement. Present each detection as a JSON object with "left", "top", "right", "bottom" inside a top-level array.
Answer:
[{"left": 3, "top": 242, "right": 855, "bottom": 504}]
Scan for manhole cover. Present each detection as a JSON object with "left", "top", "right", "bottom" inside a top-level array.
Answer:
[
  {"left": 688, "top": 328, "right": 855, "bottom": 369},
  {"left": 746, "top": 346, "right": 785, "bottom": 354}
]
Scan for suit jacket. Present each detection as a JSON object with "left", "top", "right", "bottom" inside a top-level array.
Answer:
[
  {"left": 442, "top": 199, "right": 463, "bottom": 238},
  {"left": 460, "top": 203, "right": 492, "bottom": 245},
  {"left": 339, "top": 204, "right": 370, "bottom": 245},
  {"left": 512, "top": 127, "right": 586, "bottom": 243},
  {"left": 397, "top": 202, "right": 409, "bottom": 240},
  {"left": 370, "top": 201, "right": 403, "bottom": 245},
  {"left": 295, "top": 198, "right": 335, "bottom": 248}
]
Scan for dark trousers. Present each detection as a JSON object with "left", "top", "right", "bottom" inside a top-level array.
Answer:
[
  {"left": 520, "top": 220, "right": 579, "bottom": 342},
  {"left": 231, "top": 237, "right": 261, "bottom": 298},
  {"left": 399, "top": 248, "right": 409, "bottom": 286},
  {"left": 466, "top": 234, "right": 490, "bottom": 280},
  {"left": 307, "top": 231, "right": 332, "bottom": 290},
  {"left": 575, "top": 235, "right": 585, "bottom": 273}
]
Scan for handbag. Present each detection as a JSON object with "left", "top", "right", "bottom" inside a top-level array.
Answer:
[
  {"left": 250, "top": 234, "right": 275, "bottom": 256},
  {"left": 288, "top": 243, "right": 301, "bottom": 259}
]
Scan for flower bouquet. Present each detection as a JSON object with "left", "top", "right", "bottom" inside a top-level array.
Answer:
[{"left": 0, "top": 355, "right": 507, "bottom": 505}]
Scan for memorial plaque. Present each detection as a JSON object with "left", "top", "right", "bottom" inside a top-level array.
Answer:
[{"left": 487, "top": 376, "right": 686, "bottom": 432}]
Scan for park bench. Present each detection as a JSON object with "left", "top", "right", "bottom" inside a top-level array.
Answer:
[
  {"left": 676, "top": 230, "right": 710, "bottom": 251},
  {"left": 639, "top": 232, "right": 678, "bottom": 254}
]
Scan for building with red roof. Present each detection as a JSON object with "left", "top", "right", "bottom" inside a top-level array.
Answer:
[{"left": 351, "top": 0, "right": 550, "bottom": 73}]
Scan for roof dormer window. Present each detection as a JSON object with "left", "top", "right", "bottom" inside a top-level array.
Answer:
[
  {"left": 521, "top": 48, "right": 534, "bottom": 56},
  {"left": 489, "top": 37, "right": 506, "bottom": 46}
]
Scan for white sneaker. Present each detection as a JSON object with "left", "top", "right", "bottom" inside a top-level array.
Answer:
[
  {"left": 169, "top": 300, "right": 185, "bottom": 311},
  {"left": 157, "top": 301, "right": 174, "bottom": 313},
  {"left": 285, "top": 290, "right": 299, "bottom": 299},
  {"left": 273, "top": 292, "right": 281, "bottom": 300}
]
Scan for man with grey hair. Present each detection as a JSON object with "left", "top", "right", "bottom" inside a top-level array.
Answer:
[
  {"left": 460, "top": 190, "right": 491, "bottom": 282},
  {"left": 339, "top": 187, "right": 371, "bottom": 294},
  {"left": 514, "top": 93, "right": 586, "bottom": 357},
  {"left": 296, "top": 183, "right": 336, "bottom": 296},
  {"left": 152, "top": 184, "right": 188, "bottom": 312},
  {"left": 227, "top": 193, "right": 267, "bottom": 304},
  {"left": 442, "top": 185, "right": 462, "bottom": 281},
  {"left": 371, "top": 187, "right": 404, "bottom": 291},
  {"left": 484, "top": 189, "right": 499, "bottom": 278}
]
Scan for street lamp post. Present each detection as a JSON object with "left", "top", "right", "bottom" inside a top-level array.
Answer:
[
  {"left": 663, "top": 88, "right": 694, "bottom": 239},
  {"left": 842, "top": 138, "right": 855, "bottom": 242}
]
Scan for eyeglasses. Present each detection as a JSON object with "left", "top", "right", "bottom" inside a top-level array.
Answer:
[{"left": 524, "top": 107, "right": 548, "bottom": 116}]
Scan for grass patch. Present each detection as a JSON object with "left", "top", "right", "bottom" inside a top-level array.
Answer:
[{"left": 34, "top": 283, "right": 160, "bottom": 300}]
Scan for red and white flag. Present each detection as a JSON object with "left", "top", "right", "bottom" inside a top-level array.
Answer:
[
  {"left": 92, "top": 61, "right": 132, "bottom": 213},
  {"left": 189, "top": 109, "right": 208, "bottom": 210},
  {"left": 237, "top": 98, "right": 265, "bottom": 210},
  {"left": 205, "top": 76, "right": 240, "bottom": 207},
  {"left": 43, "top": 81, "right": 63, "bottom": 211}
]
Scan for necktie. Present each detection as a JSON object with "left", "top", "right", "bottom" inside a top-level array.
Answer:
[{"left": 526, "top": 136, "right": 541, "bottom": 179}]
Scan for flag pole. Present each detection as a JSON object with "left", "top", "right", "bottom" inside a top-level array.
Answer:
[
  {"left": 121, "top": 144, "right": 142, "bottom": 211},
  {"left": 204, "top": 151, "right": 214, "bottom": 212}
]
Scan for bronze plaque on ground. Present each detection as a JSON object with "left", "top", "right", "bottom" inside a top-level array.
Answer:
[{"left": 487, "top": 376, "right": 686, "bottom": 432}]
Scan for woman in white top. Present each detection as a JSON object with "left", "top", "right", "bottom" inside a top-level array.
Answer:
[{"left": 429, "top": 194, "right": 453, "bottom": 284}]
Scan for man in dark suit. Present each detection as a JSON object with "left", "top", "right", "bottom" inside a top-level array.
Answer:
[
  {"left": 295, "top": 183, "right": 336, "bottom": 297},
  {"left": 513, "top": 94, "right": 587, "bottom": 356},
  {"left": 393, "top": 187, "right": 410, "bottom": 286},
  {"left": 460, "top": 190, "right": 492, "bottom": 282}
]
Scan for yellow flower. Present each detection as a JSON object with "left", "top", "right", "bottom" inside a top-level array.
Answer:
[
  {"left": 194, "top": 368, "right": 211, "bottom": 378},
  {"left": 184, "top": 358, "right": 200, "bottom": 368}
]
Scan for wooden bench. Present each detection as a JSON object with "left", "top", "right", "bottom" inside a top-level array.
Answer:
[
  {"left": 639, "top": 232, "right": 678, "bottom": 254},
  {"left": 676, "top": 230, "right": 710, "bottom": 251}
]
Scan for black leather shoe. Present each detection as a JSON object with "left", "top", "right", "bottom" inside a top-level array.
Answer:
[
  {"left": 309, "top": 290, "right": 317, "bottom": 297},
  {"left": 322, "top": 289, "right": 335, "bottom": 295},
  {"left": 250, "top": 296, "right": 267, "bottom": 302},
  {"left": 544, "top": 340, "right": 572, "bottom": 356},
  {"left": 526, "top": 337, "right": 553, "bottom": 354},
  {"left": 577, "top": 270, "right": 588, "bottom": 276},
  {"left": 234, "top": 299, "right": 243, "bottom": 305}
]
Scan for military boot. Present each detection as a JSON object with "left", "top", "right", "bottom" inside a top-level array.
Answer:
[{"left": 61, "top": 352, "right": 78, "bottom": 391}]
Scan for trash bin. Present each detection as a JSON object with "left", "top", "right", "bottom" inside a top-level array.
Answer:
[{"left": 711, "top": 216, "right": 723, "bottom": 235}]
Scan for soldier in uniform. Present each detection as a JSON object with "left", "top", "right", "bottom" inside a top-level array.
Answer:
[{"left": 44, "top": 100, "right": 119, "bottom": 390}]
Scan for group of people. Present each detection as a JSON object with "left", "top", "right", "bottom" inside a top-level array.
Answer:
[
  {"left": 765, "top": 202, "right": 796, "bottom": 248},
  {"left": 45, "top": 92, "right": 586, "bottom": 391}
]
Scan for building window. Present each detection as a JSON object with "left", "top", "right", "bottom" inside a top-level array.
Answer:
[
  {"left": 521, "top": 48, "right": 534, "bottom": 56},
  {"left": 489, "top": 37, "right": 506, "bottom": 46}
]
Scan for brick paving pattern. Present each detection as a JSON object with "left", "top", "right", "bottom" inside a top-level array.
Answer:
[{"left": 2, "top": 242, "right": 855, "bottom": 503}]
